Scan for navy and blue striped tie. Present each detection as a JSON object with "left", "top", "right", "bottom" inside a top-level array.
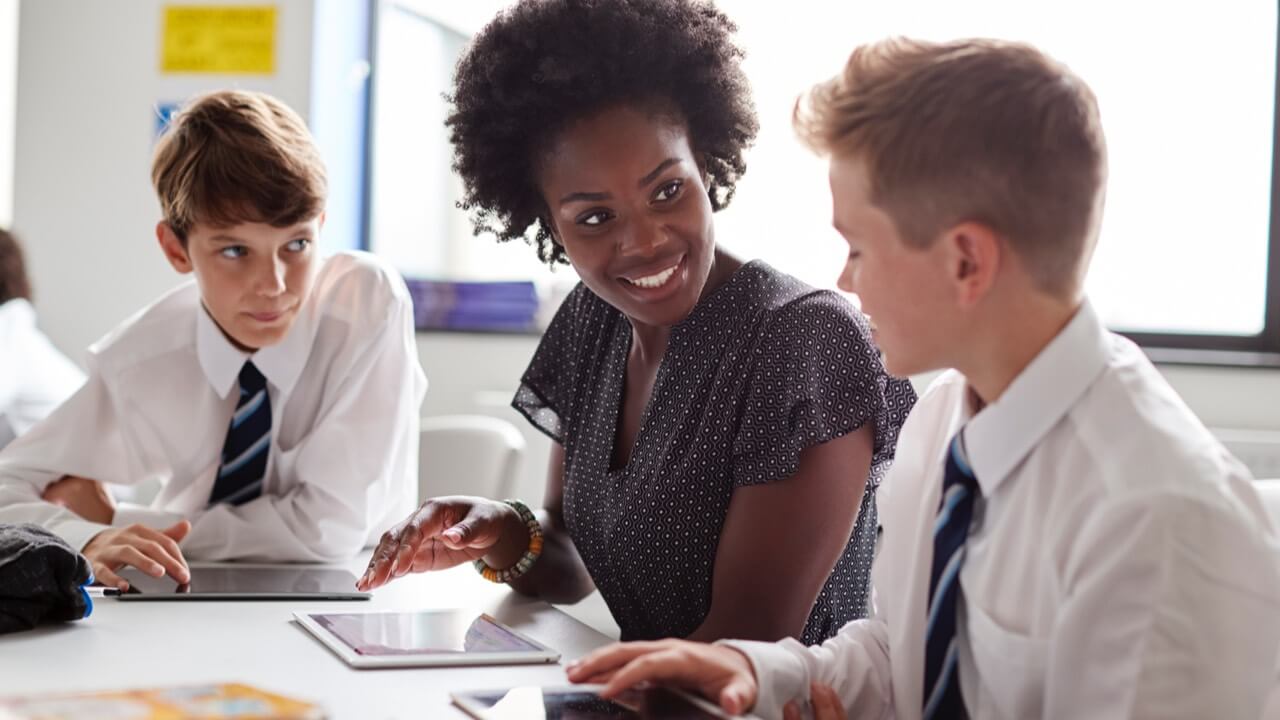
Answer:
[
  {"left": 923, "top": 433, "right": 979, "bottom": 719},
  {"left": 209, "top": 361, "right": 271, "bottom": 506}
]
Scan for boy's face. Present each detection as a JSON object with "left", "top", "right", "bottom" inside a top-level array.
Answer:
[
  {"left": 157, "top": 217, "right": 322, "bottom": 352},
  {"left": 829, "top": 155, "right": 961, "bottom": 377}
]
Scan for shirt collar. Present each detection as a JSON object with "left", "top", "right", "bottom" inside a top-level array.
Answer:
[
  {"left": 196, "top": 301, "right": 313, "bottom": 399},
  {"left": 963, "top": 299, "right": 1111, "bottom": 496}
]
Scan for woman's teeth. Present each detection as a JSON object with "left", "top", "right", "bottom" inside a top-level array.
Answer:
[{"left": 627, "top": 265, "right": 678, "bottom": 289}]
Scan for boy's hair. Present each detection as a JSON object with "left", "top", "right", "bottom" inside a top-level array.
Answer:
[
  {"left": 151, "top": 90, "right": 327, "bottom": 243},
  {"left": 447, "top": 0, "right": 759, "bottom": 266},
  {"left": 796, "top": 38, "right": 1107, "bottom": 296},
  {"left": 0, "top": 228, "right": 32, "bottom": 304}
]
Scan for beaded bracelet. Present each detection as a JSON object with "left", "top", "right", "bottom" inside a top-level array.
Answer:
[{"left": 473, "top": 499, "right": 544, "bottom": 584}]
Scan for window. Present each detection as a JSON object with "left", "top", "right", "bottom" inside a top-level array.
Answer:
[
  {"left": 368, "top": 1, "right": 1280, "bottom": 363},
  {"left": 367, "top": 0, "right": 571, "bottom": 290}
]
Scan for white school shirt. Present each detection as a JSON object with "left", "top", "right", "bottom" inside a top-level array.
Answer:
[
  {"left": 0, "top": 299, "right": 85, "bottom": 449},
  {"left": 0, "top": 251, "right": 426, "bottom": 562},
  {"left": 728, "top": 301, "right": 1280, "bottom": 720}
]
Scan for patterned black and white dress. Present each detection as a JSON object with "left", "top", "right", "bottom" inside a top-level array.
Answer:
[{"left": 513, "top": 260, "right": 916, "bottom": 643}]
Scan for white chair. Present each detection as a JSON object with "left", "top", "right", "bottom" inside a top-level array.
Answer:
[{"left": 418, "top": 414, "right": 526, "bottom": 503}]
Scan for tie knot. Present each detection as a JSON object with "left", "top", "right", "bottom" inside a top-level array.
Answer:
[
  {"left": 944, "top": 434, "right": 978, "bottom": 492},
  {"left": 238, "top": 362, "right": 267, "bottom": 394}
]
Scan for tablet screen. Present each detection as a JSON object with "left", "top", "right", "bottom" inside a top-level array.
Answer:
[
  {"left": 310, "top": 611, "right": 543, "bottom": 656},
  {"left": 115, "top": 566, "right": 365, "bottom": 599},
  {"left": 455, "top": 687, "right": 726, "bottom": 719}
]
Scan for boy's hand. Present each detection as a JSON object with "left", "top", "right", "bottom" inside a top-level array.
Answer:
[
  {"left": 42, "top": 475, "right": 116, "bottom": 524},
  {"left": 784, "top": 683, "right": 845, "bottom": 720},
  {"left": 566, "top": 640, "right": 759, "bottom": 716},
  {"left": 82, "top": 520, "right": 191, "bottom": 591}
]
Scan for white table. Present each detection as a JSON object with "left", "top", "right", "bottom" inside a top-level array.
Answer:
[{"left": 0, "top": 555, "right": 622, "bottom": 719}]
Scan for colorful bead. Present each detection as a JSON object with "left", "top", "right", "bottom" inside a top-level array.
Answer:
[{"left": 473, "top": 499, "right": 544, "bottom": 584}]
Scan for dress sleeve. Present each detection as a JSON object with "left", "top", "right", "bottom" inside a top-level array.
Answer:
[
  {"left": 731, "top": 290, "right": 909, "bottom": 488},
  {"left": 512, "top": 284, "right": 588, "bottom": 444}
]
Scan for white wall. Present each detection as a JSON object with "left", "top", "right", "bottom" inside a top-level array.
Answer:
[
  {"left": 0, "top": 0, "right": 17, "bottom": 227},
  {"left": 14, "top": 0, "right": 315, "bottom": 361}
]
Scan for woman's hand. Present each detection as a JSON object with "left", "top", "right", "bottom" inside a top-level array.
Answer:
[
  {"left": 565, "top": 639, "right": 759, "bottom": 716},
  {"left": 356, "top": 496, "right": 529, "bottom": 591}
]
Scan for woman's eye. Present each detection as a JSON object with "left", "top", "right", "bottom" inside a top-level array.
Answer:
[
  {"left": 219, "top": 246, "right": 247, "bottom": 259},
  {"left": 577, "top": 210, "right": 613, "bottom": 227},
  {"left": 286, "top": 238, "right": 311, "bottom": 252},
  {"left": 654, "top": 180, "right": 683, "bottom": 202}
]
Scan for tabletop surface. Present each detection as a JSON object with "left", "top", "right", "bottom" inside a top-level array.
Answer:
[{"left": 0, "top": 554, "right": 622, "bottom": 719}]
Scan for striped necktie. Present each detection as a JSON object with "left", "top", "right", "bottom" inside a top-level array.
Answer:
[
  {"left": 922, "top": 433, "right": 979, "bottom": 719},
  {"left": 209, "top": 361, "right": 271, "bottom": 506}
]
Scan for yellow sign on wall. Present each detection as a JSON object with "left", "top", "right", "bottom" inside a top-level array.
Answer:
[{"left": 161, "top": 5, "right": 277, "bottom": 74}]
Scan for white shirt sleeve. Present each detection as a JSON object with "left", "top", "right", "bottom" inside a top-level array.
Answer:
[
  {"left": 723, "top": 613, "right": 894, "bottom": 720},
  {"left": 1043, "top": 491, "right": 1280, "bottom": 720},
  {"left": 172, "top": 292, "right": 424, "bottom": 562},
  {"left": 0, "top": 364, "right": 135, "bottom": 551}
]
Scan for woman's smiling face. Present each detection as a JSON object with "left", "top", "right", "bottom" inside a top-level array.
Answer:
[{"left": 537, "top": 104, "right": 717, "bottom": 328}]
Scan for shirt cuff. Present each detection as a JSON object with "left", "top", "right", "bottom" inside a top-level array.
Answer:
[
  {"left": 50, "top": 517, "right": 112, "bottom": 553},
  {"left": 113, "top": 503, "right": 186, "bottom": 532},
  {"left": 718, "top": 638, "right": 811, "bottom": 720}
]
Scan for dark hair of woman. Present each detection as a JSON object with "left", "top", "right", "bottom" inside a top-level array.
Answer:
[{"left": 446, "top": 0, "right": 759, "bottom": 265}]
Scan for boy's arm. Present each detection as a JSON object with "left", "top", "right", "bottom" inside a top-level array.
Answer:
[
  {"left": 1043, "top": 491, "right": 1280, "bottom": 719},
  {"left": 0, "top": 370, "right": 131, "bottom": 550},
  {"left": 176, "top": 291, "right": 425, "bottom": 562},
  {"left": 721, "top": 605, "right": 894, "bottom": 719}
]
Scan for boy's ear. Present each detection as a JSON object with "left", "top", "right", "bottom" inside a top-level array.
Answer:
[
  {"left": 156, "top": 222, "right": 193, "bottom": 274},
  {"left": 944, "top": 221, "right": 1001, "bottom": 308}
]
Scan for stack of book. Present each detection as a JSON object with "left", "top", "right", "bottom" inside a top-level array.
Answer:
[{"left": 404, "top": 278, "right": 539, "bottom": 333}]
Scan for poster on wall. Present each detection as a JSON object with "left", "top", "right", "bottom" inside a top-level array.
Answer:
[{"left": 160, "top": 5, "right": 277, "bottom": 75}]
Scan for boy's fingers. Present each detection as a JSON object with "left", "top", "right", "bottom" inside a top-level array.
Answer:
[
  {"left": 133, "top": 538, "right": 189, "bottom": 583},
  {"left": 720, "top": 677, "right": 757, "bottom": 715},
  {"left": 567, "top": 641, "right": 668, "bottom": 682},
  {"left": 93, "top": 563, "right": 127, "bottom": 591},
  {"left": 141, "top": 525, "right": 188, "bottom": 562},
  {"left": 162, "top": 519, "right": 192, "bottom": 542},
  {"left": 113, "top": 546, "right": 165, "bottom": 577},
  {"left": 133, "top": 528, "right": 189, "bottom": 576},
  {"left": 810, "top": 683, "right": 842, "bottom": 719},
  {"left": 782, "top": 701, "right": 802, "bottom": 720},
  {"left": 598, "top": 649, "right": 700, "bottom": 698}
]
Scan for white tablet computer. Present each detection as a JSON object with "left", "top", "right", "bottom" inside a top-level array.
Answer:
[
  {"left": 451, "top": 685, "right": 756, "bottom": 719},
  {"left": 293, "top": 610, "right": 560, "bottom": 668},
  {"left": 112, "top": 566, "right": 369, "bottom": 601}
]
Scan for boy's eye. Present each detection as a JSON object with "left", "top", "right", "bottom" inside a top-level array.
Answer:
[
  {"left": 576, "top": 210, "right": 613, "bottom": 227},
  {"left": 219, "top": 246, "right": 248, "bottom": 259},
  {"left": 654, "top": 179, "right": 683, "bottom": 202},
  {"left": 286, "top": 238, "right": 311, "bottom": 252}
]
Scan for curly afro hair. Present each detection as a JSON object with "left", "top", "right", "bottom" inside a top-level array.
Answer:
[{"left": 446, "top": 0, "right": 759, "bottom": 265}]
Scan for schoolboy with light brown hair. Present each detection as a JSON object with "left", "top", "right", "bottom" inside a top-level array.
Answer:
[
  {"left": 567, "top": 38, "right": 1280, "bottom": 720},
  {"left": 0, "top": 89, "right": 426, "bottom": 590}
]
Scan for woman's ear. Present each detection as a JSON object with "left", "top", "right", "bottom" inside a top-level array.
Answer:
[{"left": 541, "top": 217, "right": 563, "bottom": 248}]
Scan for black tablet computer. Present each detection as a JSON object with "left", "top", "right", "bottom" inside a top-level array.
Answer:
[{"left": 109, "top": 566, "right": 369, "bottom": 601}]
